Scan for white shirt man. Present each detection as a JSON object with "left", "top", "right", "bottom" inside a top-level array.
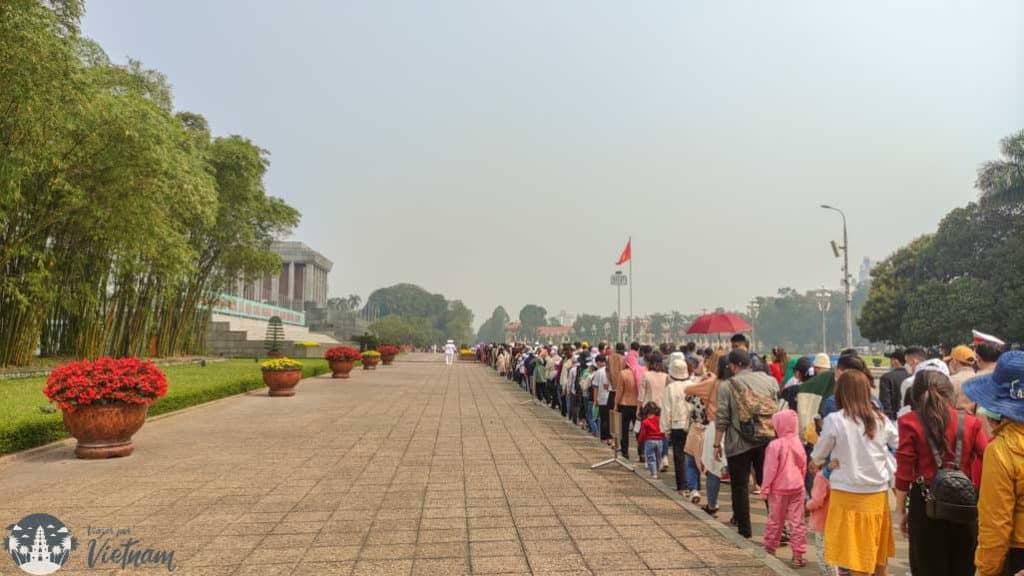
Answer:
[{"left": 443, "top": 341, "right": 457, "bottom": 366}]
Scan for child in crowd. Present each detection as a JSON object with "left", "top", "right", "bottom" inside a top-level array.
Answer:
[
  {"left": 807, "top": 463, "right": 834, "bottom": 576},
  {"left": 637, "top": 402, "right": 665, "bottom": 479},
  {"left": 761, "top": 409, "right": 807, "bottom": 568}
]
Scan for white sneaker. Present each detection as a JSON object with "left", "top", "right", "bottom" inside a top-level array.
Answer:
[
  {"left": 652, "top": 473, "right": 659, "bottom": 480},
  {"left": 690, "top": 490, "right": 702, "bottom": 505}
]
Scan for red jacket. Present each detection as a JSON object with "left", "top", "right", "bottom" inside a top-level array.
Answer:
[
  {"left": 895, "top": 407, "right": 988, "bottom": 492},
  {"left": 637, "top": 415, "right": 665, "bottom": 445}
]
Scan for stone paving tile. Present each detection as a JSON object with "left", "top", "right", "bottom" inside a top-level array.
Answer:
[{"left": 0, "top": 356, "right": 796, "bottom": 576}]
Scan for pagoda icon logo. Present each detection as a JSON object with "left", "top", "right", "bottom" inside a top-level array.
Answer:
[{"left": 6, "top": 514, "right": 76, "bottom": 575}]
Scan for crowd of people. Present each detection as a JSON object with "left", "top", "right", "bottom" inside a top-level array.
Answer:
[{"left": 478, "top": 333, "right": 1024, "bottom": 576}]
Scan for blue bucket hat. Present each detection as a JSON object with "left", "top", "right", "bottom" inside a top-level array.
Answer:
[{"left": 964, "top": 351, "right": 1024, "bottom": 423}]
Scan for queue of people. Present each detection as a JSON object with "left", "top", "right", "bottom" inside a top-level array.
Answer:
[{"left": 481, "top": 332, "right": 1024, "bottom": 576}]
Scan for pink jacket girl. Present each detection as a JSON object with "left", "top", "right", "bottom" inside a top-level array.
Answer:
[
  {"left": 762, "top": 409, "right": 807, "bottom": 495},
  {"left": 762, "top": 409, "right": 808, "bottom": 568}
]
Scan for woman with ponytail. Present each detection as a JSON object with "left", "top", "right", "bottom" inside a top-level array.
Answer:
[{"left": 895, "top": 370, "right": 988, "bottom": 576}]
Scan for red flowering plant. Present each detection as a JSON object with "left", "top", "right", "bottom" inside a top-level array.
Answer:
[
  {"left": 43, "top": 357, "right": 169, "bottom": 413},
  {"left": 324, "top": 346, "right": 361, "bottom": 362},
  {"left": 377, "top": 345, "right": 400, "bottom": 356}
]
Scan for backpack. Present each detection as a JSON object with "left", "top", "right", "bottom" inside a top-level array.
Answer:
[
  {"left": 730, "top": 375, "right": 777, "bottom": 444},
  {"left": 921, "top": 412, "right": 977, "bottom": 524}
]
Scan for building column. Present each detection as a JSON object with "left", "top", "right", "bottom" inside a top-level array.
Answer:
[
  {"left": 318, "top": 267, "right": 325, "bottom": 306},
  {"left": 287, "top": 262, "right": 295, "bottom": 310},
  {"left": 270, "top": 273, "right": 279, "bottom": 306}
]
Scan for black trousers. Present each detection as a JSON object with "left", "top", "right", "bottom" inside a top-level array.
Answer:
[
  {"left": 726, "top": 444, "right": 766, "bottom": 538},
  {"left": 598, "top": 403, "right": 611, "bottom": 440},
  {"left": 907, "top": 484, "right": 977, "bottom": 576},
  {"left": 1006, "top": 549, "right": 1024, "bottom": 575},
  {"left": 619, "top": 405, "right": 638, "bottom": 458},
  {"left": 670, "top": 428, "right": 687, "bottom": 491}
]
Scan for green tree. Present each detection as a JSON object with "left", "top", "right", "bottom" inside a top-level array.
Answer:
[
  {"left": 518, "top": 305, "right": 547, "bottom": 340},
  {"left": 0, "top": 1, "right": 299, "bottom": 365},
  {"left": 365, "top": 284, "right": 448, "bottom": 320},
  {"left": 443, "top": 300, "right": 474, "bottom": 344},
  {"left": 477, "top": 306, "right": 510, "bottom": 343},
  {"left": 977, "top": 130, "right": 1024, "bottom": 205}
]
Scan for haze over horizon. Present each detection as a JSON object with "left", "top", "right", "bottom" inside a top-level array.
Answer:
[{"left": 82, "top": 1, "right": 1023, "bottom": 328}]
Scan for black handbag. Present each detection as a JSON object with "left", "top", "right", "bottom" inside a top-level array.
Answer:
[{"left": 922, "top": 411, "right": 978, "bottom": 524}]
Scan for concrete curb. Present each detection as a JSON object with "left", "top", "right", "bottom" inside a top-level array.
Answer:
[{"left": 500, "top": 373, "right": 797, "bottom": 576}]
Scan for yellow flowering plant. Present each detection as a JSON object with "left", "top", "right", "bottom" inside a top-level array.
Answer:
[
  {"left": 261, "top": 358, "right": 304, "bottom": 372},
  {"left": 361, "top": 350, "right": 381, "bottom": 358},
  {"left": 295, "top": 341, "right": 320, "bottom": 348}
]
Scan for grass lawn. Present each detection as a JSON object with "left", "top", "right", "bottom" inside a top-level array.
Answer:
[{"left": 0, "top": 358, "right": 330, "bottom": 456}]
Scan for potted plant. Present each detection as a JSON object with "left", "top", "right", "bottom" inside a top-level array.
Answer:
[
  {"left": 325, "top": 346, "right": 361, "bottom": 378},
  {"left": 261, "top": 357, "right": 304, "bottom": 396},
  {"left": 459, "top": 347, "right": 475, "bottom": 361},
  {"left": 361, "top": 350, "right": 381, "bottom": 370},
  {"left": 378, "top": 345, "right": 400, "bottom": 365},
  {"left": 43, "top": 357, "right": 168, "bottom": 459},
  {"left": 264, "top": 316, "right": 285, "bottom": 358}
]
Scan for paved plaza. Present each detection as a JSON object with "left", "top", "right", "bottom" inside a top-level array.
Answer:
[{"left": 0, "top": 356, "right": 791, "bottom": 576}]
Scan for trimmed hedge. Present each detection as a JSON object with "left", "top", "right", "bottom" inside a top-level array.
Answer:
[{"left": 0, "top": 359, "right": 330, "bottom": 455}]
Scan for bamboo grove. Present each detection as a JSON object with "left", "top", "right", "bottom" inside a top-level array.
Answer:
[{"left": 0, "top": 1, "right": 300, "bottom": 366}]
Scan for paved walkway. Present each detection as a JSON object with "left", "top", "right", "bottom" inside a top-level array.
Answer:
[
  {"left": 687, "top": 471, "right": 910, "bottom": 576},
  {"left": 0, "top": 356, "right": 791, "bottom": 576}
]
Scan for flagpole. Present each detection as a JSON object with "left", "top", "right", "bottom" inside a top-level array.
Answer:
[{"left": 628, "top": 235, "right": 634, "bottom": 342}]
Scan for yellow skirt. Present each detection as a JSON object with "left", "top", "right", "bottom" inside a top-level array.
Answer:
[{"left": 823, "top": 489, "right": 895, "bottom": 573}]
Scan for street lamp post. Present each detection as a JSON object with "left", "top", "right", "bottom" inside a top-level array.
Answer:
[
  {"left": 821, "top": 204, "right": 853, "bottom": 349},
  {"left": 816, "top": 285, "right": 831, "bottom": 353},
  {"left": 611, "top": 271, "right": 627, "bottom": 343}
]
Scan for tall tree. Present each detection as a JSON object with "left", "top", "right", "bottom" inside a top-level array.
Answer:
[
  {"left": 977, "top": 130, "right": 1024, "bottom": 206},
  {"left": 518, "top": 305, "right": 547, "bottom": 340},
  {"left": 477, "top": 306, "right": 510, "bottom": 343},
  {"left": 0, "top": 1, "right": 299, "bottom": 365}
]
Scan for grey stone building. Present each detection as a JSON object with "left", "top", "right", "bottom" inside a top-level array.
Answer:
[{"left": 227, "top": 241, "right": 333, "bottom": 312}]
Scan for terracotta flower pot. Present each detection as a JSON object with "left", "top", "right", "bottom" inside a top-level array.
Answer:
[
  {"left": 329, "top": 359, "right": 355, "bottom": 379},
  {"left": 381, "top": 354, "right": 396, "bottom": 366},
  {"left": 62, "top": 402, "right": 148, "bottom": 459},
  {"left": 263, "top": 369, "right": 302, "bottom": 396},
  {"left": 362, "top": 357, "right": 380, "bottom": 370}
]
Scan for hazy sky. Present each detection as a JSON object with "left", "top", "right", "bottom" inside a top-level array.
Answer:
[{"left": 83, "top": 2, "right": 1022, "bottom": 328}]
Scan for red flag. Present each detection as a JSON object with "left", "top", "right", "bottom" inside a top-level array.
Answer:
[{"left": 615, "top": 240, "right": 631, "bottom": 265}]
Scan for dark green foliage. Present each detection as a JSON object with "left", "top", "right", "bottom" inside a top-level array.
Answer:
[
  {"left": 364, "top": 284, "right": 473, "bottom": 344},
  {"left": 0, "top": 2, "right": 298, "bottom": 365},
  {"left": 860, "top": 201, "right": 1024, "bottom": 344},
  {"left": 477, "top": 306, "right": 511, "bottom": 343},
  {"left": 352, "top": 332, "right": 380, "bottom": 352},
  {"left": 518, "top": 305, "right": 548, "bottom": 340},
  {"left": 264, "top": 316, "right": 285, "bottom": 354}
]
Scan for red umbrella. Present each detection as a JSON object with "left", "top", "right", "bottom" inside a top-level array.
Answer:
[{"left": 685, "top": 313, "right": 751, "bottom": 335}]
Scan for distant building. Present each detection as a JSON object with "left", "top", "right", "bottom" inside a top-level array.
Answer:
[
  {"left": 226, "top": 241, "right": 333, "bottom": 312},
  {"left": 859, "top": 257, "right": 873, "bottom": 286},
  {"left": 537, "top": 326, "right": 572, "bottom": 342}
]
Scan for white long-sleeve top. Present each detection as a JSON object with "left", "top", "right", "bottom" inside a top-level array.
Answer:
[{"left": 811, "top": 409, "right": 898, "bottom": 494}]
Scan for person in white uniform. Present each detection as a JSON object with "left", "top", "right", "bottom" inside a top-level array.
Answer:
[{"left": 444, "top": 340, "right": 457, "bottom": 366}]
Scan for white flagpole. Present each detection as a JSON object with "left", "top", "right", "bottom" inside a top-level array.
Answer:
[{"left": 628, "top": 236, "right": 634, "bottom": 342}]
